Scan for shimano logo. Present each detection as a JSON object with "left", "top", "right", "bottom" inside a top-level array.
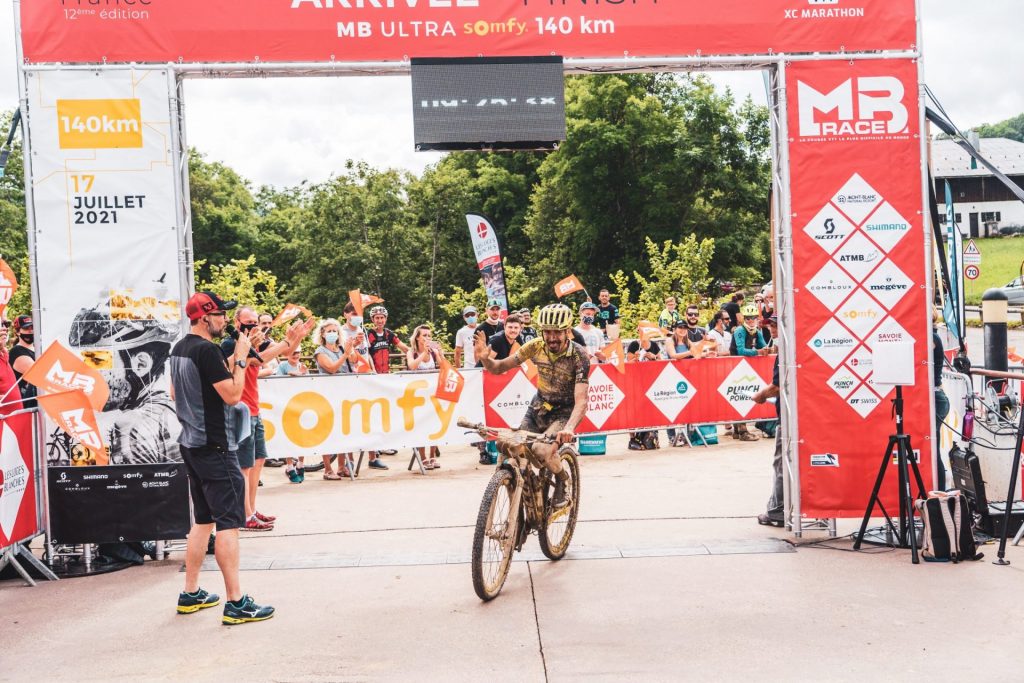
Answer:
[
  {"left": 866, "top": 222, "right": 906, "bottom": 232},
  {"left": 82, "top": 474, "right": 108, "bottom": 480},
  {"left": 797, "top": 77, "right": 908, "bottom": 138}
]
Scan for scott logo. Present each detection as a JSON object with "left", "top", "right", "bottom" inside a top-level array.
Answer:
[{"left": 797, "top": 77, "right": 908, "bottom": 138}]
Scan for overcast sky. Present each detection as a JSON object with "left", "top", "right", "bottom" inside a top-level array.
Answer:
[{"left": 2, "top": 0, "right": 1021, "bottom": 189}]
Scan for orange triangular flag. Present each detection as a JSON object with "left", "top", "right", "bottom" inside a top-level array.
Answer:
[
  {"left": 637, "top": 320, "right": 661, "bottom": 342},
  {"left": 600, "top": 338, "right": 626, "bottom": 374},
  {"left": 0, "top": 259, "right": 17, "bottom": 316},
  {"left": 554, "top": 275, "right": 585, "bottom": 298},
  {"left": 1010, "top": 346, "right": 1023, "bottom": 364},
  {"left": 38, "top": 389, "right": 108, "bottom": 465},
  {"left": 435, "top": 355, "right": 466, "bottom": 403},
  {"left": 271, "top": 303, "right": 312, "bottom": 327},
  {"left": 348, "top": 289, "right": 384, "bottom": 318},
  {"left": 23, "top": 341, "right": 110, "bottom": 411},
  {"left": 348, "top": 350, "right": 373, "bottom": 374}
]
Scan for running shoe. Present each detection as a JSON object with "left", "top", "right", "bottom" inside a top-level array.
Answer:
[
  {"left": 243, "top": 516, "right": 274, "bottom": 532},
  {"left": 368, "top": 459, "right": 389, "bottom": 470},
  {"left": 286, "top": 468, "right": 302, "bottom": 483},
  {"left": 264, "top": 458, "right": 286, "bottom": 467},
  {"left": 254, "top": 510, "right": 276, "bottom": 523},
  {"left": 177, "top": 587, "right": 220, "bottom": 614},
  {"left": 222, "top": 595, "right": 275, "bottom": 625}
]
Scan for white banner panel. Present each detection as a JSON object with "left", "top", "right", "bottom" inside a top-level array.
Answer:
[
  {"left": 25, "top": 68, "right": 184, "bottom": 465},
  {"left": 260, "top": 370, "right": 486, "bottom": 457}
]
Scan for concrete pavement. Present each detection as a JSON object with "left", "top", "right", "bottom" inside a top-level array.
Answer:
[{"left": 2, "top": 432, "right": 1024, "bottom": 682}]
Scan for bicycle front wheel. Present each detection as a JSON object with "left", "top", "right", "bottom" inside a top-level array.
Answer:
[
  {"left": 471, "top": 468, "right": 519, "bottom": 601},
  {"left": 539, "top": 446, "right": 580, "bottom": 561}
]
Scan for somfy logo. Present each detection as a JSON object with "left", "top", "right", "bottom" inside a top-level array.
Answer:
[{"left": 797, "top": 77, "right": 908, "bottom": 138}]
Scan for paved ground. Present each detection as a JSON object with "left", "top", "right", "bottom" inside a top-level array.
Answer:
[{"left": 3, "top": 432, "right": 1024, "bottom": 682}]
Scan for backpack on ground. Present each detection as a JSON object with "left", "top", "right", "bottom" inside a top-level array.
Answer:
[
  {"left": 628, "top": 431, "right": 660, "bottom": 450},
  {"left": 915, "top": 490, "right": 984, "bottom": 562}
]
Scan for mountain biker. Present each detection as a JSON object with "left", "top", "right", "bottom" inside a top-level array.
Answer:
[{"left": 474, "top": 303, "right": 589, "bottom": 508}]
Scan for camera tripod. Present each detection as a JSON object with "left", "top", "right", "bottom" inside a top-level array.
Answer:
[{"left": 854, "top": 386, "right": 928, "bottom": 564}]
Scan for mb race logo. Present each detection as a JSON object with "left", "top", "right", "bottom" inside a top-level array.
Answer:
[{"left": 797, "top": 77, "right": 908, "bottom": 141}]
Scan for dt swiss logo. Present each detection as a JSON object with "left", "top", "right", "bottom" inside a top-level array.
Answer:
[
  {"left": 797, "top": 77, "right": 908, "bottom": 139},
  {"left": 476, "top": 222, "right": 488, "bottom": 239}
]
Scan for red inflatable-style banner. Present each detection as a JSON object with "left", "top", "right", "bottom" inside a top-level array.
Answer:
[
  {"left": 0, "top": 412, "right": 38, "bottom": 551},
  {"left": 483, "top": 355, "right": 777, "bottom": 433},
  {"left": 20, "top": 1, "right": 916, "bottom": 65}
]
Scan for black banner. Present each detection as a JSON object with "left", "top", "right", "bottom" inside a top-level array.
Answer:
[{"left": 48, "top": 463, "right": 190, "bottom": 544}]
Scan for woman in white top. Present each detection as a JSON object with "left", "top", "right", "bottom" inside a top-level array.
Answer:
[
  {"left": 313, "top": 318, "right": 350, "bottom": 479},
  {"left": 406, "top": 325, "right": 442, "bottom": 469}
]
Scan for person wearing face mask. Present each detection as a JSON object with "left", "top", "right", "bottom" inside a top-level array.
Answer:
[
  {"left": 9, "top": 315, "right": 37, "bottom": 409},
  {"left": 170, "top": 291, "right": 276, "bottom": 625},
  {"left": 0, "top": 317, "right": 22, "bottom": 413},
  {"left": 454, "top": 305, "right": 480, "bottom": 370},
  {"left": 730, "top": 303, "right": 768, "bottom": 442},
  {"left": 574, "top": 302, "right": 605, "bottom": 362},
  {"left": 313, "top": 318, "right": 350, "bottom": 479}
]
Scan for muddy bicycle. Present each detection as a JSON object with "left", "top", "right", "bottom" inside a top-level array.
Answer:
[{"left": 458, "top": 418, "right": 581, "bottom": 601}]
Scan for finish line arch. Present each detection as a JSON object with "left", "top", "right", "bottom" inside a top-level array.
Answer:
[{"left": 12, "top": 0, "right": 934, "bottom": 536}]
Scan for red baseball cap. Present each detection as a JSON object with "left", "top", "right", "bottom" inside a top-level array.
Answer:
[
  {"left": 14, "top": 315, "right": 32, "bottom": 331},
  {"left": 185, "top": 291, "right": 237, "bottom": 322}
]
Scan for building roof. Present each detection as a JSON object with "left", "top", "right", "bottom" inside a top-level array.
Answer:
[{"left": 931, "top": 137, "right": 1024, "bottom": 178}]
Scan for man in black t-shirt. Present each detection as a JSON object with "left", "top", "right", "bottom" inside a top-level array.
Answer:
[
  {"left": 595, "top": 289, "right": 620, "bottom": 330},
  {"left": 170, "top": 291, "right": 275, "bottom": 625},
  {"left": 724, "top": 292, "right": 744, "bottom": 331},
  {"left": 475, "top": 298, "right": 505, "bottom": 343},
  {"left": 518, "top": 309, "right": 538, "bottom": 343},
  {"left": 488, "top": 313, "right": 524, "bottom": 360},
  {"left": 9, "top": 315, "right": 36, "bottom": 408},
  {"left": 753, "top": 355, "right": 782, "bottom": 527}
]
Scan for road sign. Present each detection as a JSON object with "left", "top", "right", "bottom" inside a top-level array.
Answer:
[
  {"left": 964, "top": 264, "right": 980, "bottom": 280},
  {"left": 963, "top": 239, "right": 982, "bottom": 266}
]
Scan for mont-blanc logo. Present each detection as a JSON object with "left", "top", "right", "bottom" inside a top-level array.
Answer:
[
  {"left": 797, "top": 77, "right": 908, "bottom": 139},
  {"left": 587, "top": 366, "right": 624, "bottom": 430}
]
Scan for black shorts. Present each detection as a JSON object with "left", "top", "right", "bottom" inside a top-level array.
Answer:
[
  {"left": 180, "top": 444, "right": 247, "bottom": 531},
  {"left": 520, "top": 405, "right": 573, "bottom": 435}
]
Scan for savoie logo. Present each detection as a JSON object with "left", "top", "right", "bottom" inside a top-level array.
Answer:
[{"left": 797, "top": 77, "right": 908, "bottom": 138}]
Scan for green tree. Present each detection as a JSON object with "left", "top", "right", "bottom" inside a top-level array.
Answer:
[
  {"left": 196, "top": 255, "right": 284, "bottom": 317},
  {"left": 188, "top": 149, "right": 259, "bottom": 277},
  {"left": 0, "top": 109, "right": 31, "bottom": 317},
  {"left": 436, "top": 263, "right": 539, "bottom": 347},
  {"left": 974, "top": 113, "right": 1024, "bottom": 143}
]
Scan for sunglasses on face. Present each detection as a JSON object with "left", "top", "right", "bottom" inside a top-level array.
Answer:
[{"left": 1, "top": 321, "right": 10, "bottom": 328}]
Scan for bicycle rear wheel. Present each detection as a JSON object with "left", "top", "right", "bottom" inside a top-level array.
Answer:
[
  {"left": 471, "top": 468, "right": 519, "bottom": 601},
  {"left": 539, "top": 446, "right": 580, "bottom": 561}
]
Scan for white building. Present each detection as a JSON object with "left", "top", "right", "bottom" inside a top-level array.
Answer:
[{"left": 931, "top": 137, "right": 1024, "bottom": 237}]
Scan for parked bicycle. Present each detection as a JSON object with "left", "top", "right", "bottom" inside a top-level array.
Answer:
[{"left": 459, "top": 418, "right": 581, "bottom": 601}]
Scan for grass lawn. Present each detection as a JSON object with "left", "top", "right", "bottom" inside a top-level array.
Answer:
[{"left": 959, "top": 236, "right": 1024, "bottom": 304}]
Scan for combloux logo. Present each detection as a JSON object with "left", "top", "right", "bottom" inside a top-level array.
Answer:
[{"left": 797, "top": 78, "right": 908, "bottom": 138}]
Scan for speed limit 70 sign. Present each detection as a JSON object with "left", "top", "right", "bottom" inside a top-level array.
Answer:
[{"left": 964, "top": 264, "right": 980, "bottom": 280}]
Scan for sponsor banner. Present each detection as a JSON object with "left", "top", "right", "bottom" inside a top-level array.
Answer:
[
  {"left": 20, "top": 1, "right": 916, "bottom": 65},
  {"left": 47, "top": 463, "right": 190, "bottom": 544},
  {"left": 25, "top": 68, "right": 183, "bottom": 467},
  {"left": 0, "top": 413, "right": 37, "bottom": 550},
  {"left": 465, "top": 213, "right": 509, "bottom": 317},
  {"left": 260, "top": 369, "right": 486, "bottom": 457},
  {"left": 787, "top": 59, "right": 931, "bottom": 517},
  {"left": 483, "top": 356, "right": 776, "bottom": 432}
]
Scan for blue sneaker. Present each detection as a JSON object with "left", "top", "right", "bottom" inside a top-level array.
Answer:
[
  {"left": 177, "top": 587, "right": 220, "bottom": 614},
  {"left": 222, "top": 594, "right": 275, "bottom": 625},
  {"left": 287, "top": 467, "right": 302, "bottom": 484},
  {"left": 368, "top": 459, "right": 389, "bottom": 470},
  {"left": 297, "top": 466, "right": 305, "bottom": 483}
]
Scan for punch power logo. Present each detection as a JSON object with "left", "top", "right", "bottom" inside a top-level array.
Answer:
[
  {"left": 56, "top": 99, "right": 143, "bottom": 149},
  {"left": 797, "top": 77, "right": 908, "bottom": 140}
]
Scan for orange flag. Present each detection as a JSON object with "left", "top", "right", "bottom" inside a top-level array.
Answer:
[
  {"left": 348, "top": 350, "right": 373, "bottom": 374},
  {"left": 435, "top": 355, "right": 466, "bottom": 403},
  {"left": 37, "top": 390, "right": 108, "bottom": 465},
  {"left": 637, "top": 320, "right": 661, "bottom": 342},
  {"left": 1010, "top": 346, "right": 1023, "bottom": 364},
  {"left": 348, "top": 289, "right": 384, "bottom": 317},
  {"left": 23, "top": 341, "right": 110, "bottom": 411},
  {"left": 600, "top": 338, "right": 626, "bottom": 374},
  {"left": 554, "top": 275, "right": 585, "bottom": 298},
  {"left": 271, "top": 303, "right": 312, "bottom": 327},
  {"left": 0, "top": 259, "right": 17, "bottom": 317}
]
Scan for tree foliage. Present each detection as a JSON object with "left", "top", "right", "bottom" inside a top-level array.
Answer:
[{"left": 974, "top": 113, "right": 1024, "bottom": 143}]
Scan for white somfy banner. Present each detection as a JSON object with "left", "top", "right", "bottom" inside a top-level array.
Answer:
[
  {"left": 25, "top": 68, "right": 184, "bottom": 465},
  {"left": 260, "top": 370, "right": 486, "bottom": 457}
]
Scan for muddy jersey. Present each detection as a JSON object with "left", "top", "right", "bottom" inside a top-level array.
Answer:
[{"left": 514, "top": 338, "right": 590, "bottom": 411}]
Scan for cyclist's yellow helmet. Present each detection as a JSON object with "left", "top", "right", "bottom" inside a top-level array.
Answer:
[
  {"left": 537, "top": 303, "right": 573, "bottom": 331},
  {"left": 740, "top": 303, "right": 760, "bottom": 318}
]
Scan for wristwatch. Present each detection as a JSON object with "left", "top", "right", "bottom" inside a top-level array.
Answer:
[{"left": 235, "top": 358, "right": 247, "bottom": 369}]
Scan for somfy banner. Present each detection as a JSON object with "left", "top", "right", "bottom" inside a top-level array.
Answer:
[
  {"left": 24, "top": 68, "right": 184, "bottom": 466},
  {"left": 786, "top": 59, "right": 931, "bottom": 518},
  {"left": 259, "top": 370, "right": 487, "bottom": 457},
  {"left": 20, "top": 1, "right": 916, "bottom": 65}
]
